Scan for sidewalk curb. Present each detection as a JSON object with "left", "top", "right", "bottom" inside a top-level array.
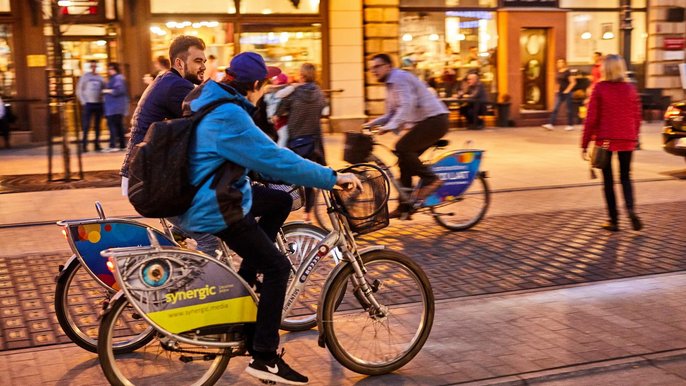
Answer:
[{"left": 455, "top": 348, "right": 686, "bottom": 385}]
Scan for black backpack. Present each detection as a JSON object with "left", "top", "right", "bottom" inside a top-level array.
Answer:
[{"left": 127, "top": 98, "right": 233, "bottom": 218}]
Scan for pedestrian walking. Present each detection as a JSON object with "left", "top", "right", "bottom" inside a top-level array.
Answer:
[
  {"left": 76, "top": 60, "right": 105, "bottom": 152},
  {"left": 102, "top": 62, "right": 129, "bottom": 152},
  {"left": 542, "top": 58, "right": 577, "bottom": 132},
  {"left": 264, "top": 73, "right": 293, "bottom": 147},
  {"left": 276, "top": 63, "right": 327, "bottom": 223},
  {"left": 365, "top": 53, "right": 449, "bottom": 219},
  {"left": 581, "top": 54, "right": 643, "bottom": 232}
]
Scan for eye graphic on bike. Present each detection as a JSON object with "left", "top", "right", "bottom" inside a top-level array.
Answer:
[{"left": 140, "top": 259, "right": 171, "bottom": 287}]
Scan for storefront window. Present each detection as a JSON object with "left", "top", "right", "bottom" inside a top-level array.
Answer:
[
  {"left": 561, "top": 0, "right": 646, "bottom": 7},
  {"left": 567, "top": 11, "right": 646, "bottom": 64},
  {"left": 150, "top": 22, "right": 235, "bottom": 72},
  {"left": 400, "top": 0, "right": 496, "bottom": 7},
  {"left": 239, "top": 26, "right": 322, "bottom": 80},
  {"left": 399, "top": 11, "right": 497, "bottom": 97},
  {"left": 151, "top": 0, "right": 236, "bottom": 14},
  {"left": 241, "top": 0, "right": 320, "bottom": 14},
  {"left": 0, "top": 0, "right": 9, "bottom": 12},
  {"left": 0, "top": 24, "right": 14, "bottom": 97}
]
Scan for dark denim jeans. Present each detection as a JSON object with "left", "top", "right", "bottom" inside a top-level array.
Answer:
[
  {"left": 549, "top": 92, "right": 574, "bottom": 126},
  {"left": 105, "top": 114, "right": 126, "bottom": 149},
  {"left": 82, "top": 102, "right": 103, "bottom": 150},
  {"left": 601, "top": 151, "right": 635, "bottom": 223},
  {"left": 214, "top": 185, "right": 292, "bottom": 354}
]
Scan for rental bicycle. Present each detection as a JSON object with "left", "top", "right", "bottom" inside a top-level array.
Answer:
[
  {"left": 315, "top": 128, "right": 490, "bottom": 232},
  {"left": 55, "top": 199, "right": 335, "bottom": 354},
  {"left": 96, "top": 164, "right": 434, "bottom": 385}
]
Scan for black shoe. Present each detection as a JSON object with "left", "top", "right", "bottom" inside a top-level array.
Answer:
[
  {"left": 416, "top": 179, "right": 443, "bottom": 202},
  {"left": 601, "top": 222, "right": 619, "bottom": 232},
  {"left": 246, "top": 350, "right": 308, "bottom": 385},
  {"left": 629, "top": 213, "right": 643, "bottom": 231}
]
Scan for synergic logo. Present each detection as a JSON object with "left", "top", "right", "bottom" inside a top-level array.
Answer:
[{"left": 165, "top": 285, "right": 217, "bottom": 305}]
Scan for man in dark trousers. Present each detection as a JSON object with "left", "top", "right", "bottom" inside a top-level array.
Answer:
[
  {"left": 458, "top": 72, "right": 488, "bottom": 130},
  {"left": 365, "top": 53, "right": 450, "bottom": 219}
]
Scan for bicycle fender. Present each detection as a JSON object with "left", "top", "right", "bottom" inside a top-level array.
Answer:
[
  {"left": 55, "top": 254, "right": 78, "bottom": 282},
  {"left": 315, "top": 245, "right": 385, "bottom": 348},
  {"left": 102, "top": 290, "right": 128, "bottom": 314}
]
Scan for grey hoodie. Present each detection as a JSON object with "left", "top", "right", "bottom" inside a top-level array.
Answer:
[
  {"left": 77, "top": 72, "right": 105, "bottom": 105},
  {"left": 276, "top": 82, "right": 325, "bottom": 138}
]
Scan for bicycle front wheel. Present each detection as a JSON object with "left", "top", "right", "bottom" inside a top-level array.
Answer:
[
  {"left": 281, "top": 222, "right": 340, "bottom": 332},
  {"left": 98, "top": 295, "right": 231, "bottom": 386},
  {"left": 320, "top": 250, "right": 434, "bottom": 375},
  {"left": 54, "top": 259, "right": 154, "bottom": 354},
  {"left": 312, "top": 189, "right": 333, "bottom": 232},
  {"left": 431, "top": 173, "right": 490, "bottom": 231}
]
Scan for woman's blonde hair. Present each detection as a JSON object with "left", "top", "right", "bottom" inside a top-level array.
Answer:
[
  {"left": 601, "top": 54, "right": 627, "bottom": 82},
  {"left": 300, "top": 63, "right": 317, "bottom": 83}
]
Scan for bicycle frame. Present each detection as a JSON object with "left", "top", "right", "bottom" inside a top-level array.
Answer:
[
  {"left": 101, "top": 189, "right": 385, "bottom": 349},
  {"left": 367, "top": 142, "right": 485, "bottom": 209}
]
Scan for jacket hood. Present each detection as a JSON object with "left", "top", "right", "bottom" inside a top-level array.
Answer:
[
  {"left": 295, "top": 82, "right": 322, "bottom": 103},
  {"left": 183, "top": 80, "right": 255, "bottom": 116}
]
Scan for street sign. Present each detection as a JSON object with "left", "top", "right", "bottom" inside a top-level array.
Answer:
[{"left": 664, "top": 37, "right": 685, "bottom": 50}]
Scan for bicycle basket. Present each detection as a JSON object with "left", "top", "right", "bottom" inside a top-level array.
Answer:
[
  {"left": 343, "top": 132, "right": 374, "bottom": 164},
  {"left": 267, "top": 183, "right": 305, "bottom": 211},
  {"left": 333, "top": 164, "right": 390, "bottom": 235}
]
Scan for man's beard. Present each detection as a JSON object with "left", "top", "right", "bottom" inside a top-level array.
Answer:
[
  {"left": 182, "top": 62, "right": 203, "bottom": 85},
  {"left": 378, "top": 72, "right": 389, "bottom": 83}
]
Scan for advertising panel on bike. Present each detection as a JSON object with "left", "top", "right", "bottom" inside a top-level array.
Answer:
[
  {"left": 64, "top": 220, "right": 175, "bottom": 289},
  {"left": 108, "top": 249, "right": 258, "bottom": 334},
  {"left": 423, "top": 150, "right": 484, "bottom": 207}
]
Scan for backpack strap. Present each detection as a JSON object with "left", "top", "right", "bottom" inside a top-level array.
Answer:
[{"left": 189, "top": 97, "right": 236, "bottom": 189}]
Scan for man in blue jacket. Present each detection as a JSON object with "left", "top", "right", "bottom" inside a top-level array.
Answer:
[
  {"left": 179, "top": 52, "right": 360, "bottom": 385},
  {"left": 102, "top": 62, "right": 129, "bottom": 152}
]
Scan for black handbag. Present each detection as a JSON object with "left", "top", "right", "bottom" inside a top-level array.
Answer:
[
  {"left": 591, "top": 140, "right": 610, "bottom": 169},
  {"left": 288, "top": 135, "right": 316, "bottom": 158}
]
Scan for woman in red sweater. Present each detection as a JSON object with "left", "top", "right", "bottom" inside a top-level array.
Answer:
[{"left": 581, "top": 54, "right": 642, "bottom": 232}]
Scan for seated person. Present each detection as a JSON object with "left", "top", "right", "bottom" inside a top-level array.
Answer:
[{"left": 458, "top": 73, "right": 487, "bottom": 129}]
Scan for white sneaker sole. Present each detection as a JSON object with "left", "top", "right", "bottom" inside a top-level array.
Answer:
[{"left": 245, "top": 366, "right": 309, "bottom": 385}]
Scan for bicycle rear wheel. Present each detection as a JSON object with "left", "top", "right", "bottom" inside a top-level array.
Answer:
[
  {"left": 54, "top": 259, "right": 155, "bottom": 353},
  {"left": 431, "top": 173, "right": 490, "bottom": 231},
  {"left": 97, "top": 295, "right": 231, "bottom": 386},
  {"left": 280, "top": 222, "right": 340, "bottom": 332},
  {"left": 320, "top": 250, "right": 434, "bottom": 375}
]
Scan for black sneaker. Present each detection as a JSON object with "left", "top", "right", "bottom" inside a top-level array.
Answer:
[{"left": 245, "top": 351, "right": 308, "bottom": 385}]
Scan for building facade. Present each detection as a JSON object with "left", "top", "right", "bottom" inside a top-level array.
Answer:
[{"left": 1, "top": 0, "right": 684, "bottom": 144}]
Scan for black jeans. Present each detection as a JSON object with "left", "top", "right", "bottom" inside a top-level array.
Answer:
[
  {"left": 459, "top": 102, "right": 486, "bottom": 127},
  {"left": 601, "top": 151, "right": 635, "bottom": 223},
  {"left": 106, "top": 114, "right": 126, "bottom": 149},
  {"left": 214, "top": 185, "right": 292, "bottom": 354},
  {"left": 81, "top": 102, "right": 103, "bottom": 150},
  {"left": 396, "top": 113, "right": 449, "bottom": 189},
  {"left": 549, "top": 92, "right": 574, "bottom": 126}
]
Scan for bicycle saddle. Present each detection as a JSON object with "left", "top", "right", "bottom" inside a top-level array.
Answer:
[{"left": 434, "top": 139, "right": 449, "bottom": 148}]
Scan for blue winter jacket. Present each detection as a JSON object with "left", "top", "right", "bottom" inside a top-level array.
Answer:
[
  {"left": 176, "top": 80, "right": 337, "bottom": 234},
  {"left": 103, "top": 73, "right": 130, "bottom": 117}
]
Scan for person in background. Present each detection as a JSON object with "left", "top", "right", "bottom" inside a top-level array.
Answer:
[
  {"left": 76, "top": 60, "right": 105, "bottom": 152},
  {"left": 153, "top": 55, "right": 171, "bottom": 78},
  {"left": 581, "top": 54, "right": 642, "bottom": 232},
  {"left": 276, "top": 63, "right": 327, "bottom": 223},
  {"left": 264, "top": 72, "right": 293, "bottom": 147},
  {"left": 589, "top": 51, "right": 603, "bottom": 92},
  {"left": 204, "top": 54, "right": 219, "bottom": 82},
  {"left": 102, "top": 62, "right": 129, "bottom": 152},
  {"left": 365, "top": 53, "right": 449, "bottom": 219},
  {"left": 0, "top": 96, "right": 9, "bottom": 149},
  {"left": 458, "top": 72, "right": 488, "bottom": 130},
  {"left": 542, "top": 58, "right": 577, "bottom": 132}
]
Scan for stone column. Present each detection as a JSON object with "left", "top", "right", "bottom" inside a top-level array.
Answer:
[
  {"left": 646, "top": 2, "right": 686, "bottom": 101},
  {"left": 328, "top": 0, "right": 367, "bottom": 132},
  {"left": 363, "top": 0, "right": 399, "bottom": 119}
]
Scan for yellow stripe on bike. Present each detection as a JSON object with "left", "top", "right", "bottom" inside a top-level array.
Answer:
[{"left": 147, "top": 296, "right": 257, "bottom": 334}]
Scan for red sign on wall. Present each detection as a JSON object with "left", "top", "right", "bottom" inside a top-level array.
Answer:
[{"left": 664, "top": 37, "right": 686, "bottom": 50}]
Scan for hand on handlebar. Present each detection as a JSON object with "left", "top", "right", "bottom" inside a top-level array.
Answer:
[{"left": 335, "top": 172, "right": 363, "bottom": 191}]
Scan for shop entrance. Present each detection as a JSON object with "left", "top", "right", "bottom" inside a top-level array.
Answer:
[{"left": 520, "top": 28, "right": 547, "bottom": 111}]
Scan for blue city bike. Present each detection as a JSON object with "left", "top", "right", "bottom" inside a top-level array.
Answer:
[
  {"left": 315, "top": 128, "right": 490, "bottom": 231},
  {"left": 95, "top": 164, "right": 434, "bottom": 385},
  {"left": 54, "top": 201, "right": 334, "bottom": 354}
]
